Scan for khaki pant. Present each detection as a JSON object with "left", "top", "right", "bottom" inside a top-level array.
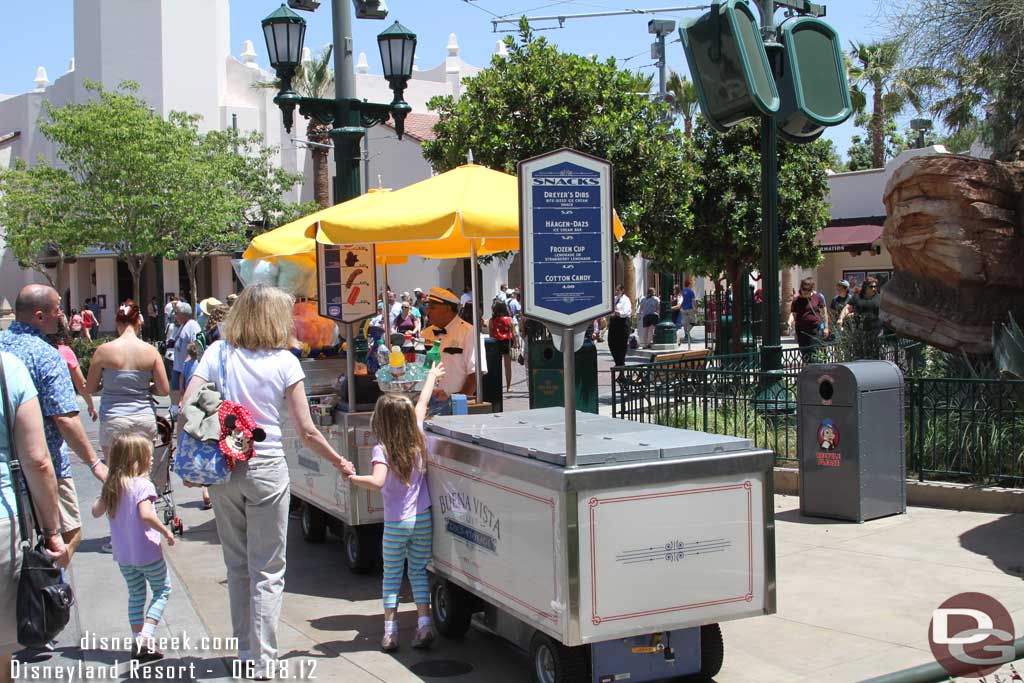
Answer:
[
  {"left": 57, "top": 478, "right": 82, "bottom": 534},
  {"left": 209, "top": 457, "right": 289, "bottom": 673}
]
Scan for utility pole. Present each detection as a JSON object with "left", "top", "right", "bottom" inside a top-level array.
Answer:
[
  {"left": 756, "top": 0, "right": 783, "bottom": 375},
  {"left": 649, "top": 19, "right": 680, "bottom": 349}
]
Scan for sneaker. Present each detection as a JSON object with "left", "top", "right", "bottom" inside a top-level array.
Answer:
[
  {"left": 380, "top": 632, "right": 398, "bottom": 652},
  {"left": 131, "top": 641, "right": 164, "bottom": 664},
  {"left": 100, "top": 542, "right": 113, "bottom": 554},
  {"left": 411, "top": 626, "right": 434, "bottom": 650}
]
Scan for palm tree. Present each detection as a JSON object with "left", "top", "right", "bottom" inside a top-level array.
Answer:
[
  {"left": 666, "top": 70, "right": 699, "bottom": 137},
  {"left": 255, "top": 45, "right": 335, "bottom": 208},
  {"left": 847, "top": 40, "right": 937, "bottom": 168}
]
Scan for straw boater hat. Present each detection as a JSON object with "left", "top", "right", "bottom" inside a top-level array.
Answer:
[
  {"left": 427, "top": 287, "right": 460, "bottom": 306},
  {"left": 199, "top": 297, "right": 223, "bottom": 316}
]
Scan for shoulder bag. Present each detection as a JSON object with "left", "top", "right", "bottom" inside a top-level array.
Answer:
[
  {"left": 172, "top": 343, "right": 230, "bottom": 486},
  {"left": 0, "top": 355, "right": 75, "bottom": 649}
]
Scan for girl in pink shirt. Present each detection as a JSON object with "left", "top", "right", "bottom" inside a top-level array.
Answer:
[
  {"left": 92, "top": 434, "right": 174, "bottom": 663},
  {"left": 349, "top": 364, "right": 444, "bottom": 652}
]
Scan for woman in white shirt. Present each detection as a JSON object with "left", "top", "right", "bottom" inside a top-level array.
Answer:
[{"left": 180, "top": 285, "right": 352, "bottom": 680}]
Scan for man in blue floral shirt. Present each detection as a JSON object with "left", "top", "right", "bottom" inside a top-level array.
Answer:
[{"left": 0, "top": 285, "right": 107, "bottom": 558}]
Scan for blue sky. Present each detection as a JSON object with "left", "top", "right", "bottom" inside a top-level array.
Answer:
[{"left": 1, "top": 1, "right": 895, "bottom": 158}]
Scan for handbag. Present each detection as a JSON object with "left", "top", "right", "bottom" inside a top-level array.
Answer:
[
  {"left": 172, "top": 343, "right": 230, "bottom": 486},
  {"left": 0, "top": 355, "right": 75, "bottom": 649}
]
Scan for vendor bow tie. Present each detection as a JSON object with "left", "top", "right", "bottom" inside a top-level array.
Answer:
[{"left": 433, "top": 327, "right": 447, "bottom": 335}]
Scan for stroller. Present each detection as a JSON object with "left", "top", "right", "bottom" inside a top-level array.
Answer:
[{"left": 153, "top": 414, "right": 184, "bottom": 536}]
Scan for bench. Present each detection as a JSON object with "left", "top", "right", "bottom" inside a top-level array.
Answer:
[{"left": 614, "top": 349, "right": 714, "bottom": 417}]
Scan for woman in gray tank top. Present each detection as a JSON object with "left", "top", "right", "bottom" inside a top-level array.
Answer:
[{"left": 85, "top": 301, "right": 170, "bottom": 458}]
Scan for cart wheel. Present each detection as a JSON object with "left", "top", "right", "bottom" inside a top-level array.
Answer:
[
  {"left": 301, "top": 504, "right": 327, "bottom": 543},
  {"left": 172, "top": 518, "right": 184, "bottom": 536},
  {"left": 163, "top": 508, "right": 174, "bottom": 525},
  {"left": 431, "top": 579, "right": 473, "bottom": 638},
  {"left": 675, "top": 623, "right": 724, "bottom": 682},
  {"left": 529, "top": 632, "right": 589, "bottom": 683},
  {"left": 342, "top": 525, "right": 377, "bottom": 574}
]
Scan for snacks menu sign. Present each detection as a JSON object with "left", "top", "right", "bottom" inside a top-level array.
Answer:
[
  {"left": 316, "top": 243, "right": 377, "bottom": 324},
  {"left": 518, "top": 148, "right": 613, "bottom": 329}
]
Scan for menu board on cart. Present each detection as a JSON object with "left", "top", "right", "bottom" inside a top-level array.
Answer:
[
  {"left": 316, "top": 243, "right": 377, "bottom": 324},
  {"left": 519, "top": 148, "right": 614, "bottom": 329}
]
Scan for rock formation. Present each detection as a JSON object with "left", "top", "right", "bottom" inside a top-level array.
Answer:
[{"left": 881, "top": 154, "right": 1024, "bottom": 355}]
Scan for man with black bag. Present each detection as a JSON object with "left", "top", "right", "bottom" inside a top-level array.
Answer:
[
  {"left": 0, "top": 349, "right": 71, "bottom": 683},
  {"left": 0, "top": 285, "right": 108, "bottom": 563}
]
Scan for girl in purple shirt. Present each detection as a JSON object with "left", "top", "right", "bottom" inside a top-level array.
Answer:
[
  {"left": 92, "top": 434, "right": 174, "bottom": 663},
  {"left": 349, "top": 363, "right": 444, "bottom": 652}
]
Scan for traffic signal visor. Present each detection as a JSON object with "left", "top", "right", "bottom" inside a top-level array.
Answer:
[
  {"left": 680, "top": 0, "right": 779, "bottom": 132},
  {"left": 775, "top": 16, "right": 852, "bottom": 142}
]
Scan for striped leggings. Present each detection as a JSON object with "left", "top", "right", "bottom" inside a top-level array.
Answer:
[
  {"left": 382, "top": 510, "right": 432, "bottom": 610},
  {"left": 118, "top": 558, "right": 172, "bottom": 627}
]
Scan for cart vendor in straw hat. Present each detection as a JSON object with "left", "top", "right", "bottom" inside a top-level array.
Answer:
[{"left": 420, "top": 287, "right": 486, "bottom": 415}]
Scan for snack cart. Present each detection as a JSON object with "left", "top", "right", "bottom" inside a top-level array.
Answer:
[{"left": 424, "top": 408, "right": 776, "bottom": 683}]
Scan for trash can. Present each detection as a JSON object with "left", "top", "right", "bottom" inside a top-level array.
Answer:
[
  {"left": 527, "top": 338, "right": 598, "bottom": 414},
  {"left": 797, "top": 361, "right": 906, "bottom": 522},
  {"left": 483, "top": 337, "right": 503, "bottom": 413}
]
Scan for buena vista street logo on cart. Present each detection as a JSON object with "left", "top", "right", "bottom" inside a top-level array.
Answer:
[{"left": 929, "top": 592, "right": 1016, "bottom": 677}]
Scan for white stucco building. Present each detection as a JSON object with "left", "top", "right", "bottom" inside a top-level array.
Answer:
[{"left": 0, "top": 0, "right": 492, "bottom": 331}]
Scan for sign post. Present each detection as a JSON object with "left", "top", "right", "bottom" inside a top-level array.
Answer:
[
  {"left": 316, "top": 242, "right": 378, "bottom": 410},
  {"left": 519, "top": 148, "right": 613, "bottom": 468}
]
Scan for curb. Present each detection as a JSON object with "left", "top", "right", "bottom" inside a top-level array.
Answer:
[{"left": 773, "top": 467, "right": 1024, "bottom": 514}]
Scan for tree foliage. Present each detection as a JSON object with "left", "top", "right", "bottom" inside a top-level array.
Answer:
[
  {"left": 0, "top": 160, "right": 88, "bottom": 292},
  {"left": 421, "top": 23, "right": 694, "bottom": 270},
  {"left": 847, "top": 40, "right": 937, "bottom": 168},
  {"left": 888, "top": 0, "right": 1024, "bottom": 159},
  {"left": 3, "top": 80, "right": 304, "bottom": 302},
  {"left": 684, "top": 119, "right": 831, "bottom": 280}
]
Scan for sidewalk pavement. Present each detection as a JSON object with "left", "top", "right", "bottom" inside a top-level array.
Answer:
[{"left": 12, "top": 382, "right": 1023, "bottom": 682}]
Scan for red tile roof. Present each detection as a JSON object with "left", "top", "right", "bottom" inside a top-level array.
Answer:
[{"left": 383, "top": 112, "right": 439, "bottom": 142}]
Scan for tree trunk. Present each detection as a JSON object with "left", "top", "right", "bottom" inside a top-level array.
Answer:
[
  {"left": 684, "top": 116, "right": 693, "bottom": 138},
  {"left": 871, "top": 84, "right": 886, "bottom": 169},
  {"left": 127, "top": 256, "right": 146, "bottom": 310},
  {"left": 312, "top": 148, "right": 330, "bottom": 209},
  {"left": 779, "top": 268, "right": 793, "bottom": 336},
  {"left": 726, "top": 260, "right": 744, "bottom": 355},
  {"left": 185, "top": 256, "right": 200, "bottom": 313},
  {"left": 309, "top": 120, "right": 332, "bottom": 209},
  {"left": 622, "top": 253, "right": 636, "bottom": 313}
]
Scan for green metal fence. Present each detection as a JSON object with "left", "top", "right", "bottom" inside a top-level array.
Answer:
[
  {"left": 906, "top": 377, "right": 1024, "bottom": 485},
  {"left": 612, "top": 363, "right": 1024, "bottom": 486}
]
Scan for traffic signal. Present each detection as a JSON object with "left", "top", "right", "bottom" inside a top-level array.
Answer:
[
  {"left": 679, "top": 0, "right": 779, "bottom": 132},
  {"left": 774, "top": 16, "right": 852, "bottom": 142}
]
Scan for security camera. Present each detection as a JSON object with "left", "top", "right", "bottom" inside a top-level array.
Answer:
[
  {"left": 353, "top": 0, "right": 389, "bottom": 19},
  {"left": 287, "top": 0, "right": 320, "bottom": 10},
  {"left": 648, "top": 19, "right": 676, "bottom": 36}
]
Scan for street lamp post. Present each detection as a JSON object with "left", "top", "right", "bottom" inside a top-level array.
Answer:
[
  {"left": 262, "top": 2, "right": 415, "bottom": 409},
  {"left": 649, "top": 19, "right": 680, "bottom": 349}
]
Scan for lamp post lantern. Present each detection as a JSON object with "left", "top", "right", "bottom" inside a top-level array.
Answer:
[{"left": 261, "top": 2, "right": 416, "bottom": 203}]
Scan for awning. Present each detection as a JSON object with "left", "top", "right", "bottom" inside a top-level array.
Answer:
[{"left": 815, "top": 224, "right": 883, "bottom": 253}]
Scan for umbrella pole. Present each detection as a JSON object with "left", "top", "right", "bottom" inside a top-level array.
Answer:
[
  {"left": 345, "top": 322, "right": 356, "bottom": 411},
  {"left": 382, "top": 262, "right": 390, "bottom": 341},
  {"left": 470, "top": 241, "right": 484, "bottom": 404}
]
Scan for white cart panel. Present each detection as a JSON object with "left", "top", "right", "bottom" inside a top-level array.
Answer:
[
  {"left": 428, "top": 453, "right": 566, "bottom": 640},
  {"left": 577, "top": 473, "right": 766, "bottom": 643}
]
